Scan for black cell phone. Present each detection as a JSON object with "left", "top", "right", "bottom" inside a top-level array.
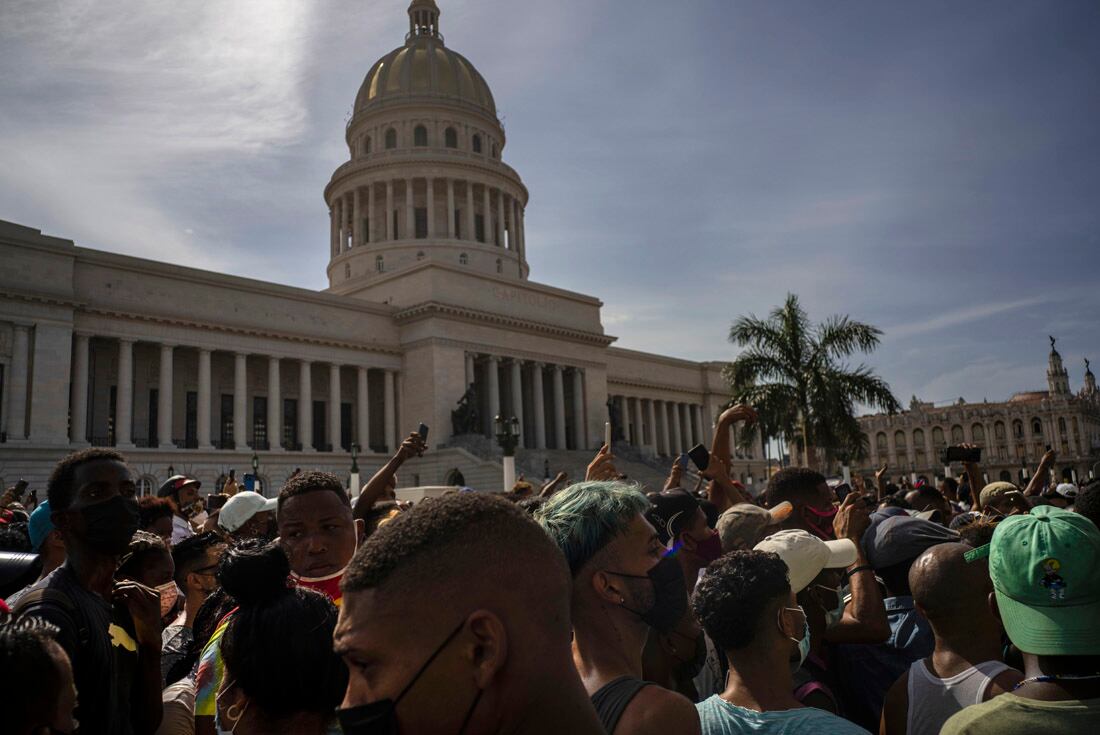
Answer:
[
  {"left": 687, "top": 444, "right": 710, "bottom": 472},
  {"left": 13, "top": 479, "right": 28, "bottom": 498},
  {"left": 941, "top": 445, "right": 981, "bottom": 464},
  {"left": 834, "top": 482, "right": 851, "bottom": 502},
  {"left": 678, "top": 453, "right": 689, "bottom": 470},
  {"left": 417, "top": 423, "right": 430, "bottom": 441}
]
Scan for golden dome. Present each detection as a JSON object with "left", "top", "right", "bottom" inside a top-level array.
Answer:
[{"left": 354, "top": 1, "right": 496, "bottom": 119}]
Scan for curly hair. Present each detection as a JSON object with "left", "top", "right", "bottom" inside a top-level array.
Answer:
[
  {"left": 691, "top": 550, "right": 791, "bottom": 652},
  {"left": 277, "top": 470, "right": 349, "bottom": 512},
  {"left": 116, "top": 530, "right": 170, "bottom": 580},
  {"left": 137, "top": 496, "right": 173, "bottom": 529},
  {"left": 1076, "top": 480, "right": 1100, "bottom": 530},
  {"left": 0, "top": 615, "right": 64, "bottom": 732},
  {"left": 47, "top": 447, "right": 127, "bottom": 511}
]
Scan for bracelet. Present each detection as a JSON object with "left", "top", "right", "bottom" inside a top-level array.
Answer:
[{"left": 845, "top": 565, "right": 872, "bottom": 579}]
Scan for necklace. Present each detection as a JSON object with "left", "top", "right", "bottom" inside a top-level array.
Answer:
[{"left": 1013, "top": 673, "right": 1100, "bottom": 690}]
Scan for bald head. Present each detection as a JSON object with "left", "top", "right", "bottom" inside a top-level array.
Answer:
[{"left": 909, "top": 542, "right": 991, "bottom": 621}]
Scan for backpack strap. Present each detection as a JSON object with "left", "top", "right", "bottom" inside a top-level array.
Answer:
[{"left": 12, "top": 587, "right": 92, "bottom": 649}]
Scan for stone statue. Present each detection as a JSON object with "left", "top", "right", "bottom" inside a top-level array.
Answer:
[
  {"left": 606, "top": 400, "right": 624, "bottom": 442},
  {"left": 1050, "top": 335, "right": 1057, "bottom": 350},
  {"left": 1086, "top": 358, "right": 1091, "bottom": 373},
  {"left": 451, "top": 388, "right": 480, "bottom": 436}
]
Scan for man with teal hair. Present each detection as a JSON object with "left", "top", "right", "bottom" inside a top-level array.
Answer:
[
  {"left": 941, "top": 505, "right": 1100, "bottom": 733},
  {"left": 535, "top": 481, "right": 701, "bottom": 735}
]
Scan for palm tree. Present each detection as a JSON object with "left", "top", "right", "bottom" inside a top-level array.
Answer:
[{"left": 724, "top": 293, "right": 900, "bottom": 469}]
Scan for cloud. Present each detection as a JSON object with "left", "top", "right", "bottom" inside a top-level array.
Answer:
[{"left": 883, "top": 297, "right": 1051, "bottom": 340}]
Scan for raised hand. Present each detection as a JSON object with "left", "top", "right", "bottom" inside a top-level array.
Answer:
[
  {"left": 719, "top": 404, "right": 758, "bottom": 426},
  {"left": 586, "top": 444, "right": 619, "bottom": 482},
  {"left": 113, "top": 580, "right": 162, "bottom": 648},
  {"left": 833, "top": 492, "right": 871, "bottom": 543}
]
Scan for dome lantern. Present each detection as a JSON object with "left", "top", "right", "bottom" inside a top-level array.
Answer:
[{"left": 408, "top": 0, "right": 441, "bottom": 42}]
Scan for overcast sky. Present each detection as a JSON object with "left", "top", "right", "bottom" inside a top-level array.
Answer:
[{"left": 2, "top": 0, "right": 1098, "bottom": 410}]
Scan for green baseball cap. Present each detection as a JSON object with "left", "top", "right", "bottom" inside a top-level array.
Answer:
[{"left": 989, "top": 505, "right": 1100, "bottom": 655}]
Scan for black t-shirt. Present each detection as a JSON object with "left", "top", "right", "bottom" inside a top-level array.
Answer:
[{"left": 18, "top": 564, "right": 139, "bottom": 735}]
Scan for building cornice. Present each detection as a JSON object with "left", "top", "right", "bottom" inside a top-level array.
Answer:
[
  {"left": 325, "top": 152, "right": 528, "bottom": 203},
  {"left": 398, "top": 335, "right": 608, "bottom": 369},
  {"left": 606, "top": 375, "right": 714, "bottom": 397},
  {"left": 393, "top": 300, "right": 615, "bottom": 347},
  {"left": 607, "top": 345, "right": 724, "bottom": 371}
]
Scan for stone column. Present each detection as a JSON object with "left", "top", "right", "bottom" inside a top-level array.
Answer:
[
  {"left": 552, "top": 365, "right": 566, "bottom": 449},
  {"left": 446, "top": 178, "right": 455, "bottom": 238},
  {"left": 357, "top": 367, "right": 370, "bottom": 450},
  {"left": 510, "top": 359, "right": 524, "bottom": 447},
  {"left": 425, "top": 177, "right": 435, "bottom": 238},
  {"left": 366, "top": 182, "right": 374, "bottom": 244},
  {"left": 571, "top": 369, "right": 585, "bottom": 449},
  {"left": 329, "top": 207, "right": 337, "bottom": 257},
  {"left": 680, "top": 403, "right": 692, "bottom": 449},
  {"left": 668, "top": 401, "right": 682, "bottom": 454},
  {"left": 268, "top": 357, "right": 282, "bottom": 450},
  {"left": 486, "top": 356, "right": 501, "bottom": 422},
  {"left": 655, "top": 400, "right": 668, "bottom": 455},
  {"left": 110, "top": 339, "right": 133, "bottom": 446},
  {"left": 465, "top": 353, "right": 475, "bottom": 389},
  {"left": 642, "top": 398, "right": 651, "bottom": 451},
  {"left": 329, "top": 363, "right": 341, "bottom": 451},
  {"left": 197, "top": 347, "right": 212, "bottom": 449},
  {"left": 383, "top": 370, "right": 396, "bottom": 452},
  {"left": 465, "top": 180, "right": 475, "bottom": 240},
  {"left": 691, "top": 405, "right": 702, "bottom": 447},
  {"left": 633, "top": 398, "right": 645, "bottom": 449},
  {"left": 3, "top": 324, "right": 30, "bottom": 440},
  {"left": 517, "top": 205, "right": 526, "bottom": 260},
  {"left": 155, "top": 344, "right": 173, "bottom": 448},
  {"left": 617, "top": 395, "right": 630, "bottom": 443},
  {"left": 531, "top": 363, "right": 546, "bottom": 449},
  {"left": 67, "top": 333, "right": 91, "bottom": 444},
  {"left": 886, "top": 429, "right": 898, "bottom": 467},
  {"left": 496, "top": 188, "right": 505, "bottom": 246},
  {"left": 335, "top": 198, "right": 345, "bottom": 253},
  {"left": 352, "top": 187, "right": 362, "bottom": 248},
  {"left": 234, "top": 353, "right": 248, "bottom": 449},
  {"left": 482, "top": 184, "right": 491, "bottom": 243},
  {"left": 385, "top": 180, "right": 395, "bottom": 240},
  {"left": 298, "top": 360, "right": 312, "bottom": 451},
  {"left": 404, "top": 178, "right": 415, "bottom": 239}
]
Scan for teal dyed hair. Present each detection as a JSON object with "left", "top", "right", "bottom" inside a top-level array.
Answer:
[{"left": 534, "top": 481, "right": 651, "bottom": 576}]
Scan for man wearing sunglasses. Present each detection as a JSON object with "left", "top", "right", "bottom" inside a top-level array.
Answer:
[{"left": 161, "top": 532, "right": 226, "bottom": 683}]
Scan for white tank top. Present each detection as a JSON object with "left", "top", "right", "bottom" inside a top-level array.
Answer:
[{"left": 906, "top": 658, "right": 1012, "bottom": 735}]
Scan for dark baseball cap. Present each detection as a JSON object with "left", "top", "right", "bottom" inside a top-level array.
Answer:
[
  {"left": 646, "top": 489, "right": 700, "bottom": 544},
  {"left": 862, "top": 513, "right": 960, "bottom": 569},
  {"left": 158, "top": 475, "right": 201, "bottom": 498}
]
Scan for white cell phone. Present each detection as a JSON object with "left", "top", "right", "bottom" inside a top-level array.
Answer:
[{"left": 604, "top": 421, "right": 612, "bottom": 449}]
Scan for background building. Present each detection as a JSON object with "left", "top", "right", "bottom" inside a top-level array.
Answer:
[
  {"left": 0, "top": 1, "right": 768, "bottom": 494},
  {"left": 855, "top": 339, "right": 1100, "bottom": 485}
]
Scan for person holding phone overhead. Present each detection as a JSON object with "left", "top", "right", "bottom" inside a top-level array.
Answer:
[{"left": 352, "top": 427, "right": 428, "bottom": 521}]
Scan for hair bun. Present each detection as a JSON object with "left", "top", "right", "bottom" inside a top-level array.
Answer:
[{"left": 218, "top": 539, "right": 291, "bottom": 606}]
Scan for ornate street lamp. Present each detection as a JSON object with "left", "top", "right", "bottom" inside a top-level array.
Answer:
[
  {"left": 349, "top": 443, "right": 361, "bottom": 499},
  {"left": 494, "top": 415, "right": 520, "bottom": 492},
  {"left": 167, "top": 465, "right": 175, "bottom": 477}
]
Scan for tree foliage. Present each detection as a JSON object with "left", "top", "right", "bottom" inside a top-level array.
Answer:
[{"left": 723, "top": 293, "right": 900, "bottom": 467}]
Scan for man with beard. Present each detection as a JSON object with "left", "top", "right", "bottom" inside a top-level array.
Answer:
[
  {"left": 158, "top": 474, "right": 202, "bottom": 543},
  {"left": 161, "top": 532, "right": 226, "bottom": 685},
  {"left": 536, "top": 481, "right": 701, "bottom": 735},
  {"left": 14, "top": 448, "right": 162, "bottom": 734},
  {"left": 216, "top": 490, "right": 278, "bottom": 541}
]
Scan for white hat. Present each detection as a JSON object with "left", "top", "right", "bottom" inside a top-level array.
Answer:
[
  {"left": 754, "top": 529, "right": 858, "bottom": 593},
  {"left": 218, "top": 491, "right": 278, "bottom": 533},
  {"left": 1054, "top": 483, "right": 1079, "bottom": 500}
]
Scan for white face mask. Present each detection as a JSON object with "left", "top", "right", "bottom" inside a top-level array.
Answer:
[
  {"left": 156, "top": 581, "right": 180, "bottom": 619},
  {"left": 216, "top": 679, "right": 250, "bottom": 735},
  {"left": 814, "top": 584, "right": 846, "bottom": 628}
]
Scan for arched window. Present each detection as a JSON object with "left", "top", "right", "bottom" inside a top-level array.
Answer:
[
  {"left": 459, "top": 253, "right": 468, "bottom": 265},
  {"left": 413, "top": 125, "right": 428, "bottom": 146},
  {"left": 876, "top": 432, "right": 888, "bottom": 452},
  {"left": 385, "top": 128, "right": 397, "bottom": 149},
  {"left": 894, "top": 430, "right": 908, "bottom": 457},
  {"left": 913, "top": 428, "right": 925, "bottom": 448},
  {"left": 932, "top": 426, "right": 945, "bottom": 447},
  {"left": 472, "top": 134, "right": 482, "bottom": 153},
  {"left": 375, "top": 255, "right": 384, "bottom": 272},
  {"left": 1012, "top": 420, "right": 1024, "bottom": 439},
  {"left": 1031, "top": 418, "right": 1043, "bottom": 436},
  {"left": 444, "top": 127, "right": 458, "bottom": 148},
  {"left": 137, "top": 475, "right": 157, "bottom": 498},
  {"left": 365, "top": 135, "right": 372, "bottom": 153},
  {"left": 951, "top": 425, "right": 964, "bottom": 444},
  {"left": 972, "top": 424, "right": 985, "bottom": 443},
  {"left": 495, "top": 258, "right": 502, "bottom": 274},
  {"left": 999, "top": 470, "right": 1012, "bottom": 482},
  {"left": 994, "top": 421, "right": 1006, "bottom": 441},
  {"left": 1058, "top": 417, "right": 1067, "bottom": 432}
]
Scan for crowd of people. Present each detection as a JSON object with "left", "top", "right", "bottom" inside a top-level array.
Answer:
[{"left": 1, "top": 403, "right": 1098, "bottom": 734}]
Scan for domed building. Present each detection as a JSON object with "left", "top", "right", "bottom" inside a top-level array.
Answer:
[{"left": 0, "top": 1, "right": 761, "bottom": 493}]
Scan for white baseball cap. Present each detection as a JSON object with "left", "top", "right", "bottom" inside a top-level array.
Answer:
[
  {"left": 1054, "top": 483, "right": 1079, "bottom": 500},
  {"left": 217, "top": 491, "right": 278, "bottom": 533},
  {"left": 754, "top": 529, "right": 858, "bottom": 593}
]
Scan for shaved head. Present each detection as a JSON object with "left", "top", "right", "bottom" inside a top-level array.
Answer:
[{"left": 909, "top": 542, "right": 991, "bottom": 622}]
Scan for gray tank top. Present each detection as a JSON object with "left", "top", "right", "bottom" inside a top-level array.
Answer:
[{"left": 906, "top": 658, "right": 1013, "bottom": 735}]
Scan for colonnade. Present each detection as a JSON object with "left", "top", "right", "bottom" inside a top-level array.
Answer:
[
  {"left": 329, "top": 177, "right": 525, "bottom": 258},
  {"left": 609, "top": 394, "right": 707, "bottom": 457}
]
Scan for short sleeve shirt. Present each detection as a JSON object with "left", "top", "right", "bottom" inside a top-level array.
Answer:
[
  {"left": 941, "top": 692, "right": 1100, "bottom": 735},
  {"left": 696, "top": 695, "right": 870, "bottom": 734}
]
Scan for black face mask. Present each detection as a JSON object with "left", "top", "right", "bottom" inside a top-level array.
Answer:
[
  {"left": 336, "top": 618, "right": 482, "bottom": 735},
  {"left": 79, "top": 495, "right": 140, "bottom": 555},
  {"left": 604, "top": 553, "right": 688, "bottom": 634}
]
